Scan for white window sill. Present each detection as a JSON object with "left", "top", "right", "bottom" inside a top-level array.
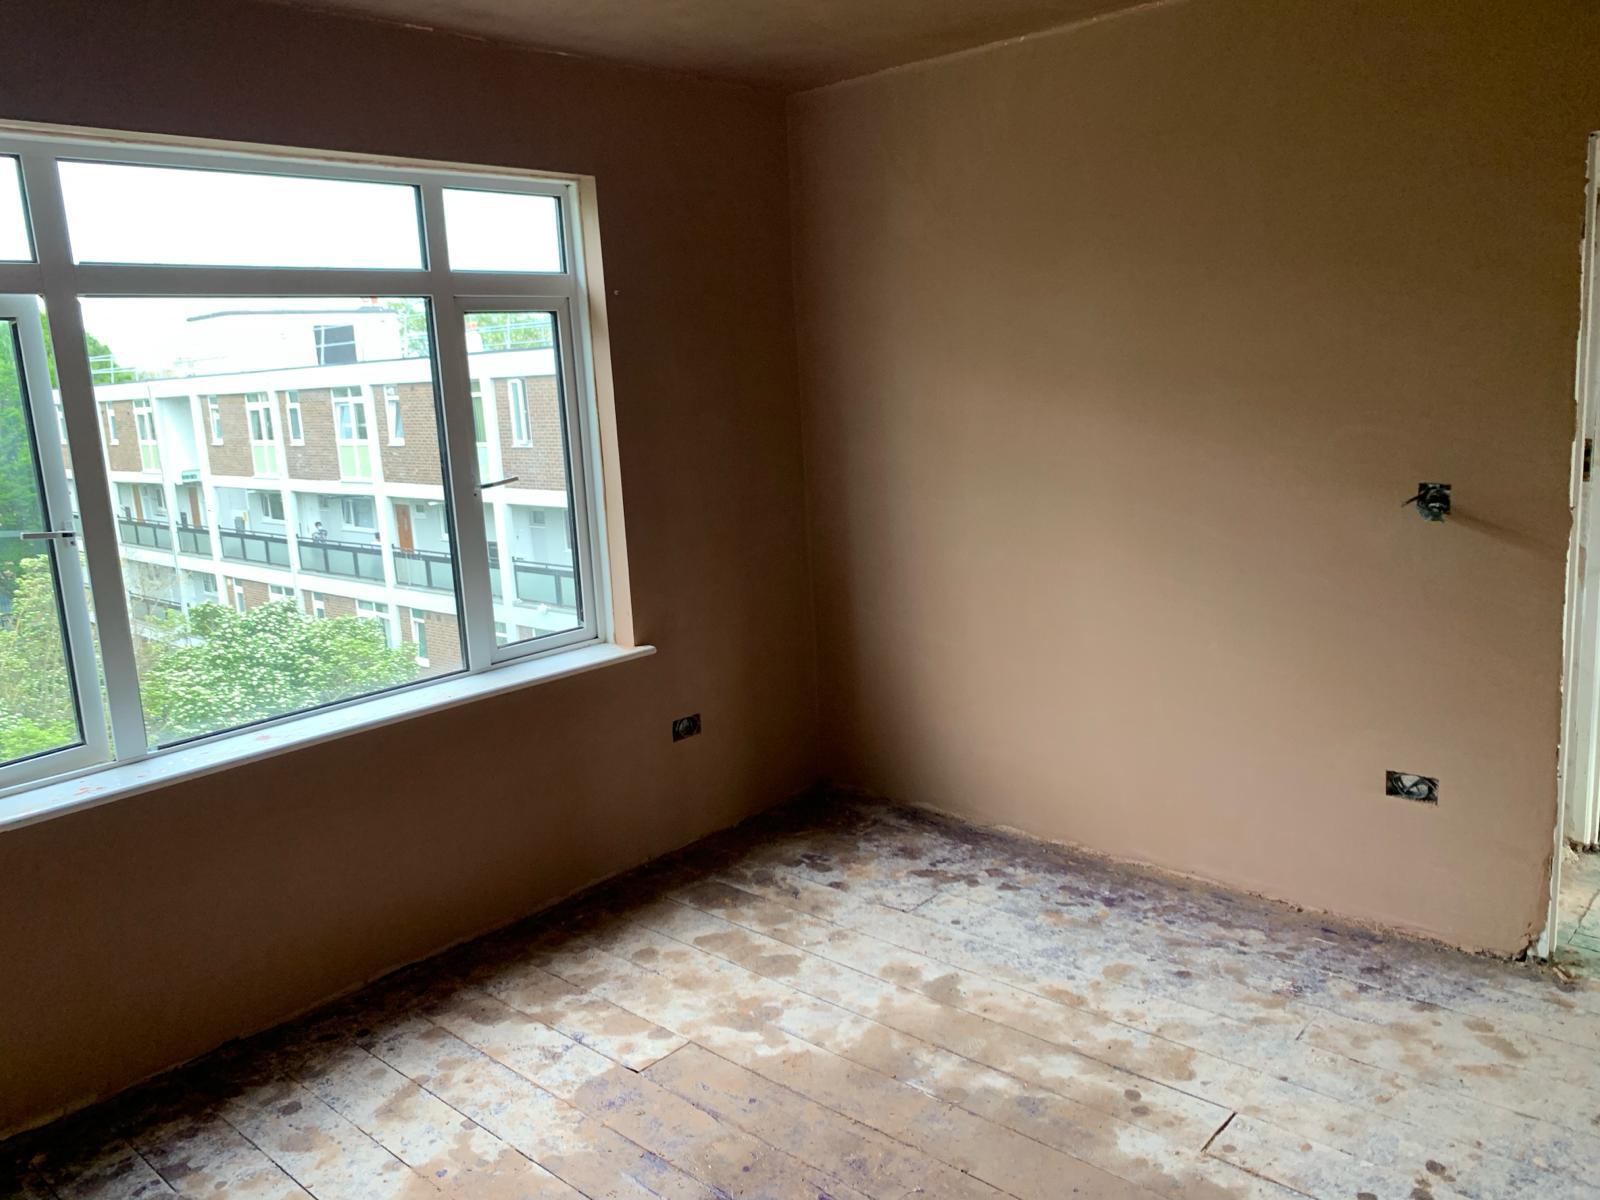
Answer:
[{"left": 0, "top": 641, "right": 655, "bottom": 834}]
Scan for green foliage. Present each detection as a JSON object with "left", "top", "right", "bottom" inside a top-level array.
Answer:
[
  {"left": 140, "top": 601, "right": 418, "bottom": 742},
  {"left": 0, "top": 555, "right": 79, "bottom": 760}
]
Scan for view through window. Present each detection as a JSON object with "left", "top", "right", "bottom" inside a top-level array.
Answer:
[{"left": 0, "top": 132, "right": 597, "bottom": 786}]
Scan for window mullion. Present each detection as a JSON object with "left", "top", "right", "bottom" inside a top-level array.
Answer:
[
  {"left": 420, "top": 183, "right": 495, "bottom": 674},
  {"left": 16, "top": 148, "right": 151, "bottom": 759}
]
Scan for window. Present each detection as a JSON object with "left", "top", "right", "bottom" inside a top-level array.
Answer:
[
  {"left": 282, "top": 390, "right": 303, "bottom": 444},
  {"left": 509, "top": 377, "right": 531, "bottom": 446},
  {"left": 55, "top": 401, "right": 68, "bottom": 443},
  {"left": 105, "top": 405, "right": 117, "bottom": 444},
  {"left": 357, "top": 599, "right": 395, "bottom": 648},
  {"left": 384, "top": 383, "right": 404, "bottom": 444},
  {"left": 132, "top": 398, "right": 160, "bottom": 472},
  {"left": 340, "top": 496, "right": 375, "bottom": 530},
  {"left": 331, "top": 386, "right": 370, "bottom": 480},
  {"left": 0, "top": 156, "right": 31, "bottom": 261},
  {"left": 246, "top": 393, "right": 279, "bottom": 476},
  {"left": 314, "top": 324, "right": 357, "bottom": 365},
  {"left": 0, "top": 128, "right": 601, "bottom": 798}
]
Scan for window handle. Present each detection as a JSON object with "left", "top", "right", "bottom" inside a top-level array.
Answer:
[
  {"left": 477, "top": 476, "right": 519, "bottom": 492},
  {"left": 18, "top": 530, "right": 78, "bottom": 541}
]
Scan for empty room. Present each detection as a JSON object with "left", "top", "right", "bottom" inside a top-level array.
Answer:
[{"left": 2, "top": 0, "right": 1599, "bottom": 1197}]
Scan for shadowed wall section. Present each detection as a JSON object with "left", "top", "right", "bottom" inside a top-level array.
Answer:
[{"left": 789, "top": 0, "right": 1600, "bottom": 954}]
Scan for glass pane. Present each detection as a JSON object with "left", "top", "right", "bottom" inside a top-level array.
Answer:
[
  {"left": 0, "top": 157, "right": 31, "bottom": 261},
  {"left": 0, "top": 317, "right": 85, "bottom": 763},
  {"left": 59, "top": 161, "right": 422, "bottom": 269},
  {"left": 443, "top": 188, "right": 562, "bottom": 273},
  {"left": 465, "top": 311, "right": 582, "bottom": 649},
  {"left": 79, "top": 296, "right": 463, "bottom": 748}
]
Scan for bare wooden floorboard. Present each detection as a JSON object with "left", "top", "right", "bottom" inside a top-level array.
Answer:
[
  {"left": 664, "top": 879, "right": 1588, "bottom": 1200},
  {"left": 702, "top": 851, "right": 1600, "bottom": 1187},
  {"left": 6, "top": 794, "right": 1599, "bottom": 1200}
]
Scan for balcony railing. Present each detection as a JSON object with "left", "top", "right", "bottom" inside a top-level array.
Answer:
[
  {"left": 117, "top": 517, "right": 172, "bottom": 551},
  {"left": 175, "top": 524, "right": 213, "bottom": 557},
  {"left": 487, "top": 546, "right": 576, "bottom": 610},
  {"left": 392, "top": 546, "right": 454, "bottom": 593},
  {"left": 300, "top": 536, "right": 385, "bottom": 583},
  {"left": 219, "top": 527, "right": 291, "bottom": 569}
]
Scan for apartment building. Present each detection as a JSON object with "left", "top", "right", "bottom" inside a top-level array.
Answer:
[{"left": 80, "top": 304, "right": 578, "bottom": 676}]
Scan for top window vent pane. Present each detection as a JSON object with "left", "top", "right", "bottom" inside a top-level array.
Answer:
[
  {"left": 0, "top": 157, "right": 32, "bottom": 261},
  {"left": 443, "top": 188, "right": 562, "bottom": 272},
  {"left": 58, "top": 161, "right": 423, "bottom": 269}
]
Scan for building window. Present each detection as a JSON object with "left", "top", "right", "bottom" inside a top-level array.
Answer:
[
  {"left": 313, "top": 323, "right": 357, "bottom": 365},
  {"left": 384, "top": 383, "right": 404, "bottom": 444},
  {"left": 357, "top": 599, "right": 395, "bottom": 647},
  {"left": 411, "top": 614, "right": 429, "bottom": 666},
  {"left": 331, "top": 386, "right": 371, "bottom": 480},
  {"left": 339, "top": 495, "right": 375, "bottom": 531},
  {"left": 105, "top": 405, "right": 117, "bottom": 444},
  {"left": 246, "top": 392, "right": 279, "bottom": 476},
  {"left": 0, "top": 129, "right": 602, "bottom": 797},
  {"left": 509, "top": 377, "right": 532, "bottom": 446},
  {"left": 132, "top": 397, "right": 160, "bottom": 472},
  {"left": 282, "top": 390, "right": 303, "bottom": 445}
]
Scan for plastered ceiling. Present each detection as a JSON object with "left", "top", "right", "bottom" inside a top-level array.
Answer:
[{"left": 265, "top": 0, "right": 1150, "bottom": 89}]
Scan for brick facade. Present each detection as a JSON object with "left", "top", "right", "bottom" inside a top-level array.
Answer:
[
  {"left": 375, "top": 381, "right": 445, "bottom": 487},
  {"left": 103, "top": 401, "right": 141, "bottom": 474},
  {"left": 204, "top": 393, "right": 254, "bottom": 478},
  {"left": 282, "top": 388, "right": 340, "bottom": 482},
  {"left": 494, "top": 375, "right": 566, "bottom": 492}
]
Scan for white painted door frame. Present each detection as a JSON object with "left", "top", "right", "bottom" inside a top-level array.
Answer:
[{"left": 1545, "top": 133, "right": 1600, "bottom": 956}]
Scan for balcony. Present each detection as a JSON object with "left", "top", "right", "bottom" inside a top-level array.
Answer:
[
  {"left": 117, "top": 517, "right": 172, "bottom": 552},
  {"left": 299, "top": 537, "right": 384, "bottom": 583},
  {"left": 488, "top": 546, "right": 577, "bottom": 610},
  {"left": 174, "top": 524, "right": 213, "bottom": 557},
  {"left": 219, "top": 527, "right": 291, "bottom": 569},
  {"left": 392, "top": 546, "right": 454, "bottom": 593}
]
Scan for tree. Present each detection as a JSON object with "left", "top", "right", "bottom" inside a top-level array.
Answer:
[
  {"left": 0, "top": 555, "right": 79, "bottom": 760},
  {"left": 140, "top": 601, "right": 418, "bottom": 742},
  {"left": 0, "top": 584, "right": 420, "bottom": 758}
]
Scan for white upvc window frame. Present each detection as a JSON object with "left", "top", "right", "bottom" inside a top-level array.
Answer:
[
  {"left": 132, "top": 395, "right": 160, "bottom": 472},
  {"left": 0, "top": 122, "right": 615, "bottom": 804},
  {"left": 383, "top": 382, "right": 405, "bottom": 445},
  {"left": 245, "top": 391, "right": 280, "bottom": 476},
  {"left": 508, "top": 376, "right": 532, "bottom": 446},
  {"left": 282, "top": 389, "right": 304, "bottom": 445}
]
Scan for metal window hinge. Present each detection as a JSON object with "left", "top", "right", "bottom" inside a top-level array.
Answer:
[
  {"left": 1586, "top": 438, "right": 1594, "bottom": 483},
  {"left": 18, "top": 530, "right": 77, "bottom": 541}
]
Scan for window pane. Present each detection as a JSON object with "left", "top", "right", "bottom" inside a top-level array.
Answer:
[
  {"left": 0, "top": 317, "right": 85, "bottom": 763},
  {"left": 0, "top": 157, "right": 31, "bottom": 261},
  {"left": 443, "top": 188, "right": 562, "bottom": 272},
  {"left": 80, "top": 296, "right": 464, "bottom": 748},
  {"left": 466, "top": 311, "right": 582, "bottom": 649},
  {"left": 59, "top": 162, "right": 423, "bottom": 269}
]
